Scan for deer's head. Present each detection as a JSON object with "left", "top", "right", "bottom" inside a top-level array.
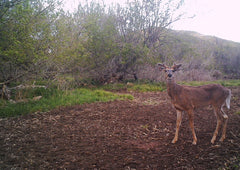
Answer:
[{"left": 158, "top": 63, "right": 182, "bottom": 80}]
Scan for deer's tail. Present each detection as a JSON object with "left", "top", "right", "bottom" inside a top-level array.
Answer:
[{"left": 226, "top": 89, "right": 231, "bottom": 109}]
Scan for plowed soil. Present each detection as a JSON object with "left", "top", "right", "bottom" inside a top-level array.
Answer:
[{"left": 1, "top": 87, "right": 240, "bottom": 169}]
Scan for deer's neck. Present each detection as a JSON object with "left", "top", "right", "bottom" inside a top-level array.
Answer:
[{"left": 166, "top": 79, "right": 181, "bottom": 99}]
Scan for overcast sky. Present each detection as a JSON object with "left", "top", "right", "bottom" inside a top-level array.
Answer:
[
  {"left": 64, "top": 0, "right": 240, "bottom": 43},
  {"left": 172, "top": 0, "right": 240, "bottom": 43}
]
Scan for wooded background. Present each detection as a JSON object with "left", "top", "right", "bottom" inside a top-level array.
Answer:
[{"left": 1, "top": 0, "right": 240, "bottom": 88}]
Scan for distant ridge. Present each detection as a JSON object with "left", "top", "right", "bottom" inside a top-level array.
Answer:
[
  {"left": 171, "top": 29, "right": 240, "bottom": 46},
  {"left": 156, "top": 29, "right": 240, "bottom": 79}
]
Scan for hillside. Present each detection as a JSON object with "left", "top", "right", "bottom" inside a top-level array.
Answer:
[
  {"left": 172, "top": 30, "right": 240, "bottom": 50},
  {"left": 154, "top": 29, "right": 240, "bottom": 80}
]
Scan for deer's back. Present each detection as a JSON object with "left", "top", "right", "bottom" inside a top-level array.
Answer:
[{"left": 170, "top": 84, "right": 229, "bottom": 110}]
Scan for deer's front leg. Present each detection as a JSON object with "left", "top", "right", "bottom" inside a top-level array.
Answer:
[
  {"left": 187, "top": 109, "right": 197, "bottom": 145},
  {"left": 172, "top": 110, "right": 183, "bottom": 144}
]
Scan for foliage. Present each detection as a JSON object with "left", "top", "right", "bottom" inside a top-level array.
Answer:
[
  {"left": 0, "top": 0, "right": 62, "bottom": 83},
  {"left": 1, "top": 0, "right": 240, "bottom": 87},
  {"left": 0, "top": 0, "right": 186, "bottom": 85}
]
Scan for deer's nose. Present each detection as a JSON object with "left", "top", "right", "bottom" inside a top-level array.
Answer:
[{"left": 168, "top": 73, "right": 172, "bottom": 77}]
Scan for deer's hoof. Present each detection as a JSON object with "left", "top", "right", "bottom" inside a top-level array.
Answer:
[
  {"left": 192, "top": 140, "right": 197, "bottom": 145},
  {"left": 171, "top": 139, "right": 177, "bottom": 144},
  {"left": 219, "top": 136, "right": 225, "bottom": 142},
  {"left": 211, "top": 138, "right": 216, "bottom": 144}
]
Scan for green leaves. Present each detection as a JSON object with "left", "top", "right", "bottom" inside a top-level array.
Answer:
[
  {"left": 0, "top": 0, "right": 187, "bottom": 84},
  {"left": 0, "top": 0, "right": 60, "bottom": 82}
]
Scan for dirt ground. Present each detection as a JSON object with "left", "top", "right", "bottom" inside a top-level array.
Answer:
[{"left": 1, "top": 87, "right": 240, "bottom": 169}]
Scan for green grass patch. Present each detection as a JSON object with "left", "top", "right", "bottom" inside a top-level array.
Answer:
[
  {"left": 101, "top": 79, "right": 240, "bottom": 93},
  {"left": 100, "top": 82, "right": 166, "bottom": 92},
  {"left": 100, "top": 83, "right": 128, "bottom": 91},
  {"left": 0, "top": 88, "right": 133, "bottom": 118},
  {"left": 1, "top": 79, "right": 239, "bottom": 118},
  {"left": 127, "top": 83, "right": 165, "bottom": 92},
  {"left": 179, "top": 79, "right": 240, "bottom": 87},
  {"left": 217, "top": 79, "right": 240, "bottom": 87}
]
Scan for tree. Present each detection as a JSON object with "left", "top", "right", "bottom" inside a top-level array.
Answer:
[
  {"left": 103, "top": 0, "right": 184, "bottom": 81},
  {"left": 73, "top": 2, "right": 119, "bottom": 81},
  {"left": 0, "top": 0, "right": 61, "bottom": 84},
  {"left": 116, "top": 0, "right": 184, "bottom": 47},
  {"left": 0, "top": 0, "right": 187, "bottom": 85}
]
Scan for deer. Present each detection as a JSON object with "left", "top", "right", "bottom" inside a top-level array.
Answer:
[{"left": 158, "top": 63, "right": 231, "bottom": 145}]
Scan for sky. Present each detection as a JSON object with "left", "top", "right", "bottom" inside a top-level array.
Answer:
[
  {"left": 172, "top": 0, "right": 240, "bottom": 43},
  {"left": 63, "top": 0, "right": 240, "bottom": 43}
]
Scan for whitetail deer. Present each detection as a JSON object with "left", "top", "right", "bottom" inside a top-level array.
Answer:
[{"left": 158, "top": 63, "right": 231, "bottom": 145}]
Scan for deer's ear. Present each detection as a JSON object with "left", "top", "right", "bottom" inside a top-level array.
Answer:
[
  {"left": 158, "top": 63, "right": 167, "bottom": 71},
  {"left": 172, "top": 64, "right": 182, "bottom": 71}
]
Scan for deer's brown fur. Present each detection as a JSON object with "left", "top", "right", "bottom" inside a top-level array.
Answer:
[{"left": 158, "top": 63, "right": 231, "bottom": 145}]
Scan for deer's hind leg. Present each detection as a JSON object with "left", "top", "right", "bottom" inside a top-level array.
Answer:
[
  {"left": 211, "top": 106, "right": 222, "bottom": 144},
  {"left": 219, "top": 106, "right": 228, "bottom": 142}
]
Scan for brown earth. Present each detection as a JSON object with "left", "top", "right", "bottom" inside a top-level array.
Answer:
[{"left": 0, "top": 87, "right": 240, "bottom": 169}]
